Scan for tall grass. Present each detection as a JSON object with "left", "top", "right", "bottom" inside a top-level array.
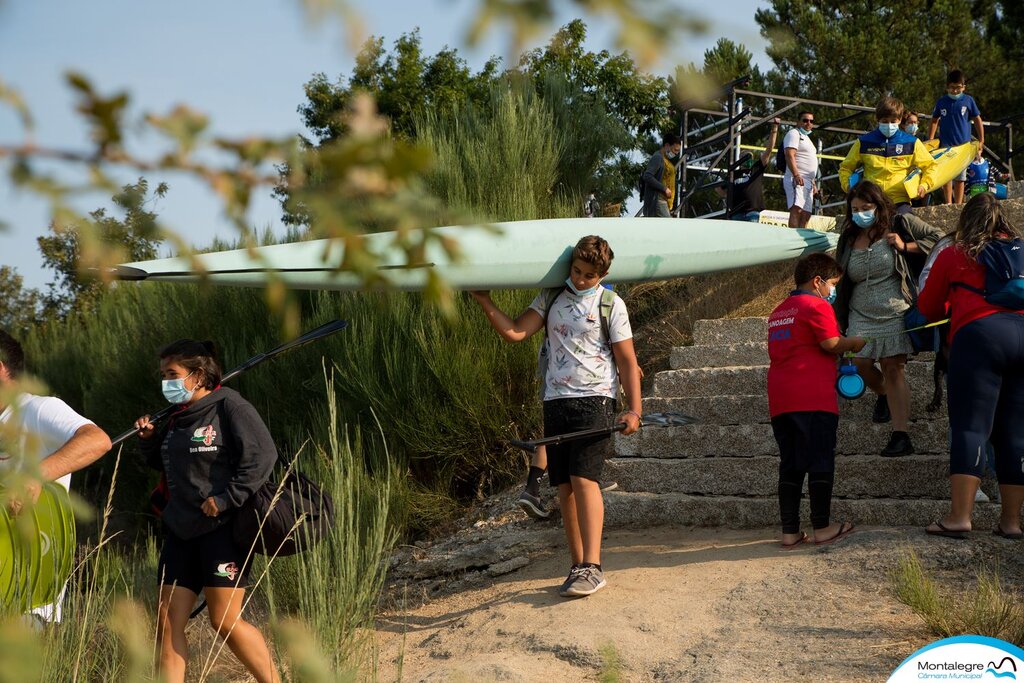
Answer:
[
  {"left": 22, "top": 281, "right": 543, "bottom": 535},
  {"left": 417, "top": 81, "right": 576, "bottom": 221},
  {"left": 892, "top": 550, "right": 1024, "bottom": 645}
]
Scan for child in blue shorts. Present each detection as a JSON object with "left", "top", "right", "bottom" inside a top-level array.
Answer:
[{"left": 927, "top": 69, "right": 984, "bottom": 205}]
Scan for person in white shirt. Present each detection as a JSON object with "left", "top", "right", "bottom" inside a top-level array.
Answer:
[
  {"left": 0, "top": 330, "right": 112, "bottom": 622},
  {"left": 784, "top": 111, "right": 819, "bottom": 228}
]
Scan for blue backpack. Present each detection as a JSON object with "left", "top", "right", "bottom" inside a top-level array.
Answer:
[{"left": 952, "top": 239, "right": 1024, "bottom": 309}]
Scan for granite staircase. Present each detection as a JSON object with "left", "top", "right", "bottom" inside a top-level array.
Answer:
[{"left": 604, "top": 317, "right": 999, "bottom": 528}]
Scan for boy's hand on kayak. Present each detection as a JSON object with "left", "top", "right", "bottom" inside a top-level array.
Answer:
[
  {"left": 468, "top": 291, "right": 491, "bottom": 305},
  {"left": 619, "top": 411, "right": 641, "bottom": 435},
  {"left": 917, "top": 186, "right": 929, "bottom": 198}
]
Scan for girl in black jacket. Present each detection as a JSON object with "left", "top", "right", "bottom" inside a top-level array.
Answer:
[{"left": 135, "top": 340, "right": 278, "bottom": 683}]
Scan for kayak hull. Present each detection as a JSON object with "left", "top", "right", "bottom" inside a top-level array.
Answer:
[{"left": 120, "top": 218, "right": 838, "bottom": 291}]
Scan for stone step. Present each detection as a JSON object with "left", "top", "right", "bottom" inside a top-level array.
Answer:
[
  {"left": 670, "top": 342, "right": 768, "bottom": 369},
  {"left": 602, "top": 492, "right": 1000, "bottom": 529},
  {"left": 670, "top": 342, "right": 934, "bottom": 370},
  {"left": 643, "top": 391, "right": 946, "bottom": 425},
  {"left": 613, "top": 419, "right": 949, "bottom": 458},
  {"left": 654, "top": 360, "right": 937, "bottom": 398},
  {"left": 604, "top": 455, "right": 1000, "bottom": 500},
  {"left": 692, "top": 317, "right": 767, "bottom": 346}
]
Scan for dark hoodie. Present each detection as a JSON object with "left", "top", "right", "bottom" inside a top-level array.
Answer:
[{"left": 140, "top": 387, "right": 277, "bottom": 540}]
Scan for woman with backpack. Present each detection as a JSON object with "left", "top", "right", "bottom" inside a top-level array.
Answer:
[
  {"left": 834, "top": 181, "right": 943, "bottom": 457},
  {"left": 918, "top": 193, "right": 1024, "bottom": 540},
  {"left": 134, "top": 340, "right": 279, "bottom": 683}
]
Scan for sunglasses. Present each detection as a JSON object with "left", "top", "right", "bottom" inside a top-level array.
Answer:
[{"left": 801, "top": 118, "right": 814, "bottom": 123}]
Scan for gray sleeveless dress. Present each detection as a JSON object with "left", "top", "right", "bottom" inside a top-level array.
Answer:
[{"left": 846, "top": 238, "right": 913, "bottom": 359}]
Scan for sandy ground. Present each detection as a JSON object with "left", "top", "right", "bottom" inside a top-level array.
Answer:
[{"left": 372, "top": 526, "right": 958, "bottom": 682}]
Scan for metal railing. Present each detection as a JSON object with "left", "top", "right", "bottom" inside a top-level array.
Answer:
[{"left": 669, "top": 77, "right": 1016, "bottom": 219}]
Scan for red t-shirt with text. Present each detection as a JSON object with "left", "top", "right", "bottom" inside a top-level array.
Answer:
[{"left": 767, "top": 292, "right": 841, "bottom": 417}]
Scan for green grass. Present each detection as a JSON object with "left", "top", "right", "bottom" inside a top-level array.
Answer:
[
  {"left": 892, "top": 550, "right": 1024, "bottom": 645},
  {"left": 598, "top": 642, "right": 624, "bottom": 683}
]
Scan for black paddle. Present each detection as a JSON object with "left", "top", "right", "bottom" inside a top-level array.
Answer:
[
  {"left": 510, "top": 411, "right": 699, "bottom": 453},
  {"left": 111, "top": 319, "right": 348, "bottom": 447}
]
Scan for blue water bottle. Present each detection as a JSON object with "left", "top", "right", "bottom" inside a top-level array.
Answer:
[{"left": 836, "top": 355, "right": 865, "bottom": 399}]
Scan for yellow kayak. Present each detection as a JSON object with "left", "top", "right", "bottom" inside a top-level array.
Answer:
[{"left": 904, "top": 141, "right": 979, "bottom": 198}]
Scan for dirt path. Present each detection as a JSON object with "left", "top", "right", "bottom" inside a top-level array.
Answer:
[{"left": 374, "top": 526, "right": 947, "bottom": 682}]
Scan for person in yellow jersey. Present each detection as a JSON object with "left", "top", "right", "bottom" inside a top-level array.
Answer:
[
  {"left": 642, "top": 132, "right": 681, "bottom": 217},
  {"left": 840, "top": 96, "right": 938, "bottom": 215}
]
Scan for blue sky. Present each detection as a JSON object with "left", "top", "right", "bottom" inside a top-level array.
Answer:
[{"left": 0, "top": 0, "right": 771, "bottom": 289}]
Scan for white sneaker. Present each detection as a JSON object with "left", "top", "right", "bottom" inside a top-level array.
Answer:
[{"left": 975, "top": 489, "right": 990, "bottom": 503}]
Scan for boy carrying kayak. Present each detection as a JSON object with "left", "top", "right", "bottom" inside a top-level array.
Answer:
[
  {"left": 470, "top": 235, "right": 642, "bottom": 597},
  {"left": 840, "top": 96, "right": 938, "bottom": 214}
]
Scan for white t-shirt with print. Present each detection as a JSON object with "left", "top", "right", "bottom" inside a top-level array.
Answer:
[
  {"left": 783, "top": 128, "right": 818, "bottom": 178},
  {"left": 0, "top": 393, "right": 94, "bottom": 623},
  {"left": 529, "top": 288, "right": 633, "bottom": 401}
]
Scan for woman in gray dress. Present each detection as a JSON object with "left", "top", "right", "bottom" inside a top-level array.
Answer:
[{"left": 834, "top": 181, "right": 943, "bottom": 456}]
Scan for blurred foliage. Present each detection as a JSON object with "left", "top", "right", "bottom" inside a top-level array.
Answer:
[{"left": 37, "top": 178, "right": 164, "bottom": 319}]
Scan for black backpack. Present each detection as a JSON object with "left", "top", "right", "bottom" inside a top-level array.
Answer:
[
  {"left": 232, "top": 470, "right": 334, "bottom": 557},
  {"left": 951, "top": 239, "right": 1024, "bottom": 310}
]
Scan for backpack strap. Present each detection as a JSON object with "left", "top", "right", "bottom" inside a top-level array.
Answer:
[
  {"left": 540, "top": 287, "right": 562, "bottom": 336},
  {"left": 599, "top": 286, "right": 616, "bottom": 344}
]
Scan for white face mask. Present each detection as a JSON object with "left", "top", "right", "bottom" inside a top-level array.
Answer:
[{"left": 904, "top": 123, "right": 919, "bottom": 136}]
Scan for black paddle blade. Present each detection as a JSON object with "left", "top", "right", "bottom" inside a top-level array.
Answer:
[{"left": 640, "top": 411, "right": 699, "bottom": 427}]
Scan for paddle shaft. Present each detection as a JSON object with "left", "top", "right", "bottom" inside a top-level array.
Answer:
[
  {"left": 511, "top": 423, "right": 627, "bottom": 453},
  {"left": 110, "top": 319, "right": 348, "bottom": 446}
]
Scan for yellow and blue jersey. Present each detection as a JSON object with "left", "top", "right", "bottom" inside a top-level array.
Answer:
[{"left": 839, "top": 129, "right": 938, "bottom": 204}]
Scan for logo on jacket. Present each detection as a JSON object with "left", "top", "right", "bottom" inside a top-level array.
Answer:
[
  {"left": 214, "top": 562, "right": 240, "bottom": 581},
  {"left": 191, "top": 425, "right": 217, "bottom": 446}
]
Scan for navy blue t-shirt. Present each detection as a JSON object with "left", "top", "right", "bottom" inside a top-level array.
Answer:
[{"left": 931, "top": 94, "right": 981, "bottom": 147}]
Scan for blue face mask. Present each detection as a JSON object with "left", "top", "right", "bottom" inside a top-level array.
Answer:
[
  {"left": 565, "top": 277, "right": 600, "bottom": 297},
  {"left": 878, "top": 122, "right": 899, "bottom": 138},
  {"left": 852, "top": 209, "right": 876, "bottom": 229},
  {"left": 162, "top": 371, "right": 196, "bottom": 404},
  {"left": 824, "top": 284, "right": 837, "bottom": 305},
  {"left": 904, "top": 123, "right": 918, "bottom": 136},
  {"left": 949, "top": 91, "right": 964, "bottom": 101}
]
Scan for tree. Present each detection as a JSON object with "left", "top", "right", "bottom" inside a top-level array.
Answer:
[
  {"left": 754, "top": 0, "right": 1011, "bottom": 117},
  {"left": 0, "top": 266, "right": 41, "bottom": 336},
  {"left": 37, "top": 178, "right": 164, "bottom": 318}
]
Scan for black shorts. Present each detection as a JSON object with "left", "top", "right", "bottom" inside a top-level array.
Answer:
[
  {"left": 543, "top": 396, "right": 616, "bottom": 486},
  {"left": 771, "top": 411, "right": 839, "bottom": 473},
  {"left": 158, "top": 521, "right": 251, "bottom": 594}
]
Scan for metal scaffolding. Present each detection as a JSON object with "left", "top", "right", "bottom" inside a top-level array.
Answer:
[{"left": 671, "top": 76, "right": 1017, "bottom": 219}]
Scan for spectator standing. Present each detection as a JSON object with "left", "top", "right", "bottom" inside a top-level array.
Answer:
[
  {"left": 723, "top": 117, "right": 780, "bottom": 221},
  {"left": 642, "top": 133, "right": 681, "bottom": 217},
  {"left": 783, "top": 111, "right": 819, "bottom": 228}
]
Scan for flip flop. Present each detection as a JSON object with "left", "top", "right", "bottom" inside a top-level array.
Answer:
[
  {"left": 925, "top": 521, "right": 969, "bottom": 539},
  {"left": 993, "top": 525, "right": 1024, "bottom": 540},
  {"left": 815, "top": 521, "right": 855, "bottom": 546},
  {"left": 780, "top": 532, "right": 808, "bottom": 550}
]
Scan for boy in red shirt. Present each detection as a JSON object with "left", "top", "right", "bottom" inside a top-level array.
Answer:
[{"left": 768, "top": 253, "right": 866, "bottom": 549}]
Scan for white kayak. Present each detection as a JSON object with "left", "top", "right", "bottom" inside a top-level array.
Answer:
[{"left": 116, "top": 217, "right": 838, "bottom": 291}]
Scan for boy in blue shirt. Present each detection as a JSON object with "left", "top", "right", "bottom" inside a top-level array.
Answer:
[{"left": 927, "top": 69, "right": 984, "bottom": 205}]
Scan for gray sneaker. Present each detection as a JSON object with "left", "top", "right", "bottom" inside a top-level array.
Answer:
[
  {"left": 561, "top": 565, "right": 607, "bottom": 597},
  {"left": 517, "top": 490, "right": 550, "bottom": 519},
  {"left": 599, "top": 480, "right": 618, "bottom": 492},
  {"left": 557, "top": 565, "right": 583, "bottom": 595}
]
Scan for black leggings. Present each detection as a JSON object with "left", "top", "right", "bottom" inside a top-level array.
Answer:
[
  {"left": 772, "top": 412, "right": 839, "bottom": 533},
  {"left": 947, "top": 313, "right": 1024, "bottom": 485}
]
